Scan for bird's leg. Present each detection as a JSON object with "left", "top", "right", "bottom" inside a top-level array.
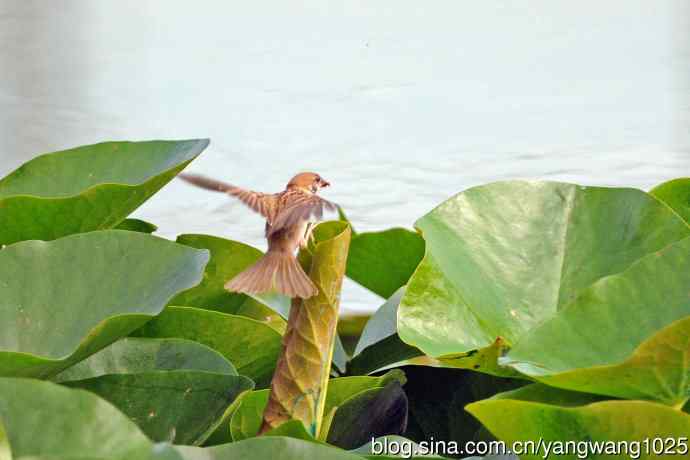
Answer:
[{"left": 300, "top": 222, "right": 315, "bottom": 249}]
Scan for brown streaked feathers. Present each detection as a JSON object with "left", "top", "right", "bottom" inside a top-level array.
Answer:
[
  {"left": 178, "top": 171, "right": 335, "bottom": 299},
  {"left": 177, "top": 173, "right": 279, "bottom": 222}
]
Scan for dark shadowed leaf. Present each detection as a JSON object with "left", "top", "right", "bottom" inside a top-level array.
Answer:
[
  {"left": 327, "top": 382, "right": 409, "bottom": 450},
  {"left": 400, "top": 366, "right": 525, "bottom": 449}
]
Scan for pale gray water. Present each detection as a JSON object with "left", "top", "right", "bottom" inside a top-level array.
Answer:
[{"left": 1, "top": 1, "right": 688, "bottom": 312}]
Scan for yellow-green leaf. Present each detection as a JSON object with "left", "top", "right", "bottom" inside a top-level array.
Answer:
[{"left": 467, "top": 384, "right": 690, "bottom": 460}]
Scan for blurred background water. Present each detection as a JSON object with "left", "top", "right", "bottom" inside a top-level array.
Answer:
[{"left": 1, "top": 1, "right": 688, "bottom": 313}]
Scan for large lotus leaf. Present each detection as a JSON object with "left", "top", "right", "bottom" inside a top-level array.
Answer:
[
  {"left": 231, "top": 371, "right": 405, "bottom": 442},
  {"left": 54, "top": 337, "right": 236, "bottom": 382},
  {"left": 63, "top": 371, "right": 254, "bottom": 445},
  {"left": 502, "top": 237, "right": 690, "bottom": 404},
  {"left": 651, "top": 177, "right": 690, "bottom": 224},
  {"left": 347, "top": 228, "right": 425, "bottom": 298},
  {"left": 0, "top": 378, "right": 152, "bottom": 459},
  {"left": 168, "top": 437, "right": 364, "bottom": 460},
  {"left": 466, "top": 384, "right": 690, "bottom": 460},
  {"left": 0, "top": 139, "right": 208, "bottom": 245},
  {"left": 132, "top": 306, "right": 281, "bottom": 387},
  {"left": 0, "top": 230, "right": 209, "bottom": 378},
  {"left": 260, "top": 222, "right": 352, "bottom": 436},
  {"left": 398, "top": 181, "right": 690, "bottom": 370}
]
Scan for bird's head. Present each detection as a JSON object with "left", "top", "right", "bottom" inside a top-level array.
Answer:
[{"left": 287, "top": 172, "right": 330, "bottom": 193}]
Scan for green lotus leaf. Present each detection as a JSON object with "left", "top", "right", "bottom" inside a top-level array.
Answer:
[
  {"left": 0, "top": 378, "right": 152, "bottom": 459},
  {"left": 0, "top": 230, "right": 209, "bottom": 378},
  {"left": 347, "top": 228, "right": 425, "bottom": 299},
  {"left": 503, "top": 247, "right": 690, "bottom": 404},
  {"left": 115, "top": 219, "right": 158, "bottom": 233},
  {"left": 54, "top": 337, "right": 236, "bottom": 382},
  {"left": 64, "top": 371, "right": 254, "bottom": 445},
  {"left": 466, "top": 384, "right": 690, "bottom": 460},
  {"left": 650, "top": 177, "right": 690, "bottom": 224},
  {"left": 132, "top": 306, "right": 282, "bottom": 387},
  {"left": 231, "top": 371, "right": 405, "bottom": 442},
  {"left": 168, "top": 437, "right": 364, "bottom": 460},
  {"left": 0, "top": 139, "right": 208, "bottom": 246},
  {"left": 398, "top": 181, "right": 690, "bottom": 379}
]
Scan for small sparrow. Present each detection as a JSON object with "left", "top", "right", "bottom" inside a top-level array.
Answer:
[{"left": 179, "top": 172, "right": 336, "bottom": 299}]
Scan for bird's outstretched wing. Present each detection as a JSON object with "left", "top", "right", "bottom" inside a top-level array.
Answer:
[
  {"left": 269, "top": 191, "right": 337, "bottom": 237},
  {"left": 179, "top": 173, "right": 278, "bottom": 220}
]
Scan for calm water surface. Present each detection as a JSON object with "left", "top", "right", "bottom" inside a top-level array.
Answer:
[{"left": 1, "top": 1, "right": 688, "bottom": 312}]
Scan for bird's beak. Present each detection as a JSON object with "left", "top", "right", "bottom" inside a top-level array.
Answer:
[{"left": 321, "top": 179, "right": 330, "bottom": 188}]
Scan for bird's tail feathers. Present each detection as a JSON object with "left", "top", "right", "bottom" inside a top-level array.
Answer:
[{"left": 225, "top": 251, "right": 318, "bottom": 299}]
